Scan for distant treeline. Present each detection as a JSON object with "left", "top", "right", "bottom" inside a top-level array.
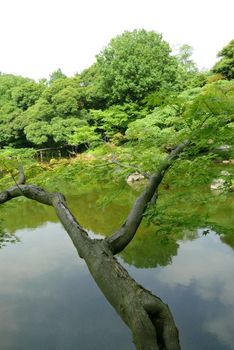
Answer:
[{"left": 0, "top": 30, "right": 233, "bottom": 153}]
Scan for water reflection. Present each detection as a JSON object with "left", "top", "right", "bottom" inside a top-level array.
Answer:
[
  {"left": 121, "top": 231, "right": 179, "bottom": 268},
  {"left": 152, "top": 230, "right": 234, "bottom": 349},
  {"left": 0, "top": 191, "right": 130, "bottom": 235},
  {"left": 0, "top": 223, "right": 134, "bottom": 350},
  {"left": 0, "top": 187, "right": 233, "bottom": 349}
]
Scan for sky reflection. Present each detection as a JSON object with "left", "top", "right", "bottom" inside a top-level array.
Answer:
[
  {"left": 0, "top": 223, "right": 134, "bottom": 350},
  {"left": 0, "top": 218, "right": 233, "bottom": 349},
  {"left": 154, "top": 230, "right": 234, "bottom": 348}
]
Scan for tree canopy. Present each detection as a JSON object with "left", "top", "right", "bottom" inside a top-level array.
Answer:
[
  {"left": 212, "top": 39, "right": 234, "bottom": 79},
  {"left": 0, "top": 30, "right": 232, "bottom": 156},
  {"left": 95, "top": 29, "right": 180, "bottom": 104}
]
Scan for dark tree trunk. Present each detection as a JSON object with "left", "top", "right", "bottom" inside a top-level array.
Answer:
[{"left": 0, "top": 141, "right": 188, "bottom": 349}]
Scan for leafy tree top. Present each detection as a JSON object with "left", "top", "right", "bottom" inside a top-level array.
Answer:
[
  {"left": 95, "top": 29, "right": 179, "bottom": 104},
  {"left": 212, "top": 39, "right": 234, "bottom": 79},
  {"left": 49, "top": 68, "right": 67, "bottom": 84},
  {"left": 176, "top": 44, "right": 197, "bottom": 73}
]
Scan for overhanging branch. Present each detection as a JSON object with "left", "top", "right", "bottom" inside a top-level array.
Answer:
[
  {"left": 0, "top": 183, "right": 91, "bottom": 258},
  {"left": 0, "top": 163, "right": 181, "bottom": 349},
  {"left": 106, "top": 140, "right": 189, "bottom": 254}
]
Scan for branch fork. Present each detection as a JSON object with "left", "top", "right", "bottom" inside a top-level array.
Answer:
[{"left": 0, "top": 141, "right": 188, "bottom": 349}]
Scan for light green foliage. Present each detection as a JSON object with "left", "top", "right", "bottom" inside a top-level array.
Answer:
[
  {"left": 42, "top": 77, "right": 69, "bottom": 102},
  {"left": 143, "top": 157, "right": 233, "bottom": 232},
  {"left": 126, "top": 105, "right": 187, "bottom": 148},
  {"left": 24, "top": 121, "right": 51, "bottom": 145},
  {"left": 175, "top": 44, "right": 207, "bottom": 89},
  {"left": 89, "top": 103, "right": 145, "bottom": 138},
  {"left": 0, "top": 147, "right": 36, "bottom": 191},
  {"left": 95, "top": 29, "right": 179, "bottom": 104},
  {"left": 0, "top": 31, "right": 232, "bottom": 158},
  {"left": 0, "top": 147, "right": 36, "bottom": 160},
  {"left": 184, "top": 80, "right": 234, "bottom": 152},
  {"left": 42, "top": 76, "right": 86, "bottom": 113},
  {"left": 176, "top": 44, "right": 197, "bottom": 73},
  {"left": 50, "top": 117, "right": 87, "bottom": 143},
  {"left": 13, "top": 98, "right": 55, "bottom": 147},
  {"left": 49, "top": 68, "right": 67, "bottom": 83},
  {"left": 0, "top": 74, "right": 30, "bottom": 105},
  {"left": 23, "top": 98, "right": 55, "bottom": 123},
  {"left": 51, "top": 86, "right": 81, "bottom": 116},
  {"left": 177, "top": 87, "right": 202, "bottom": 101},
  {"left": 212, "top": 39, "right": 234, "bottom": 79},
  {"left": 0, "top": 148, "right": 36, "bottom": 182},
  {"left": 39, "top": 76, "right": 94, "bottom": 122},
  {"left": 11, "top": 80, "right": 45, "bottom": 111},
  {"left": 126, "top": 80, "right": 233, "bottom": 160},
  {"left": 79, "top": 64, "right": 105, "bottom": 109},
  {"left": 69, "top": 125, "right": 101, "bottom": 149},
  {"left": 48, "top": 77, "right": 85, "bottom": 116},
  {"left": 90, "top": 108, "right": 128, "bottom": 136}
]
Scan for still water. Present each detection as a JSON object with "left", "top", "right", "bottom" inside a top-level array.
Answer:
[{"left": 0, "top": 188, "right": 233, "bottom": 350}]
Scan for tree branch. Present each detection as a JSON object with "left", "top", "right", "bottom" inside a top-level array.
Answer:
[
  {"left": 17, "top": 165, "right": 26, "bottom": 185},
  {"left": 106, "top": 140, "right": 189, "bottom": 254},
  {"left": 0, "top": 165, "right": 181, "bottom": 349},
  {"left": 0, "top": 183, "right": 91, "bottom": 258}
]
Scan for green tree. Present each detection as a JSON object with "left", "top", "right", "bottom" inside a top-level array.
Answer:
[
  {"left": 0, "top": 74, "right": 30, "bottom": 105},
  {"left": 125, "top": 80, "right": 234, "bottom": 167},
  {"left": 69, "top": 125, "right": 101, "bottom": 149},
  {"left": 51, "top": 85, "right": 81, "bottom": 117},
  {"left": 126, "top": 104, "right": 185, "bottom": 148},
  {"left": 50, "top": 117, "right": 87, "bottom": 144},
  {"left": 0, "top": 74, "right": 45, "bottom": 147},
  {"left": 176, "top": 44, "right": 197, "bottom": 73},
  {"left": 42, "top": 76, "right": 89, "bottom": 114},
  {"left": 95, "top": 29, "right": 179, "bottom": 104},
  {"left": 89, "top": 103, "right": 142, "bottom": 137},
  {"left": 79, "top": 64, "right": 105, "bottom": 109},
  {"left": 11, "top": 80, "right": 45, "bottom": 111},
  {"left": 24, "top": 121, "right": 51, "bottom": 145},
  {"left": 49, "top": 68, "right": 67, "bottom": 84},
  {"left": 0, "top": 102, "right": 22, "bottom": 146},
  {"left": 175, "top": 44, "right": 207, "bottom": 89},
  {"left": 212, "top": 39, "right": 234, "bottom": 79}
]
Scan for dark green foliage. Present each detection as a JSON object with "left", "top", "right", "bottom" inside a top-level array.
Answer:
[{"left": 212, "top": 39, "right": 234, "bottom": 79}]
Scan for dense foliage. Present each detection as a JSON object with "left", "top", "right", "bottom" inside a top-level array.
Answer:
[
  {"left": 0, "top": 31, "right": 233, "bottom": 174},
  {"left": 95, "top": 29, "right": 180, "bottom": 104},
  {"left": 212, "top": 39, "right": 234, "bottom": 79}
]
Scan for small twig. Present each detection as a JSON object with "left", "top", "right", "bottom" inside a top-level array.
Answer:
[{"left": 2, "top": 162, "right": 25, "bottom": 196}]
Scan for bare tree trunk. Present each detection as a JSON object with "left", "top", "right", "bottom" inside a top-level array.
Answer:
[{"left": 0, "top": 142, "right": 188, "bottom": 349}]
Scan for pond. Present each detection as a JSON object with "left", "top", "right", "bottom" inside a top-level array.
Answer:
[{"left": 0, "top": 186, "right": 233, "bottom": 350}]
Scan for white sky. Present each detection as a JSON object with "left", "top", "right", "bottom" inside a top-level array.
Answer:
[{"left": 0, "top": 0, "right": 233, "bottom": 80}]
